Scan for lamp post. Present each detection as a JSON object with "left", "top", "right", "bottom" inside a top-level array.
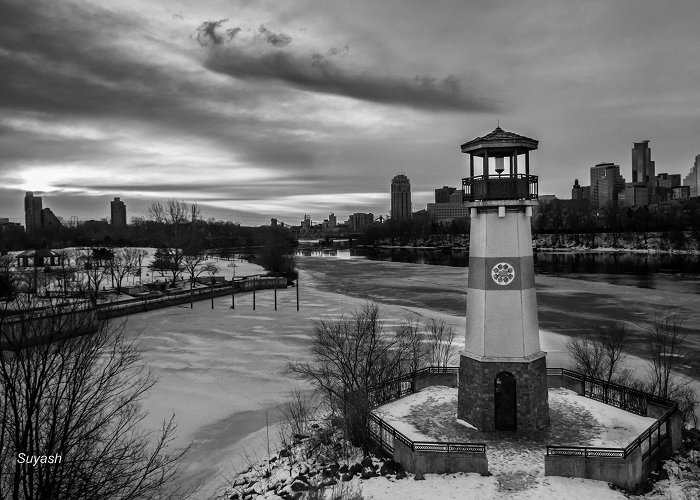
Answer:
[{"left": 232, "top": 265, "right": 237, "bottom": 308}]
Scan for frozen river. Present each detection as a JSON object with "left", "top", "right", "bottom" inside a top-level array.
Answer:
[{"left": 126, "top": 256, "right": 700, "bottom": 497}]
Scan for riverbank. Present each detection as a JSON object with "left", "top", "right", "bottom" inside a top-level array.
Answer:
[
  {"left": 344, "top": 230, "right": 700, "bottom": 254},
  {"left": 125, "top": 255, "right": 700, "bottom": 497}
]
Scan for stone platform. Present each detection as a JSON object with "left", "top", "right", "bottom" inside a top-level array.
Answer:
[{"left": 374, "top": 385, "right": 655, "bottom": 482}]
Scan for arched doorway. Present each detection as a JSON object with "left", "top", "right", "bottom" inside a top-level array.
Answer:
[{"left": 495, "top": 372, "right": 516, "bottom": 431}]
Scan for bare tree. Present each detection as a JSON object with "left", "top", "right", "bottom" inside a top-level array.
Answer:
[
  {"left": 76, "top": 249, "right": 109, "bottom": 306},
  {"left": 647, "top": 313, "right": 686, "bottom": 399},
  {"left": 0, "top": 296, "right": 188, "bottom": 499},
  {"left": 566, "top": 335, "right": 606, "bottom": 379},
  {"left": 203, "top": 262, "right": 219, "bottom": 309},
  {"left": 181, "top": 253, "right": 207, "bottom": 308},
  {"left": 426, "top": 318, "right": 456, "bottom": 368},
  {"left": 287, "top": 303, "right": 401, "bottom": 450},
  {"left": 109, "top": 248, "right": 143, "bottom": 295},
  {"left": 598, "top": 322, "right": 629, "bottom": 383},
  {"left": 395, "top": 317, "right": 426, "bottom": 374},
  {"left": 148, "top": 200, "right": 201, "bottom": 286}
]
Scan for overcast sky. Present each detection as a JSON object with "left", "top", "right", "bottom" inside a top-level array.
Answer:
[{"left": 2, "top": 0, "right": 699, "bottom": 226}]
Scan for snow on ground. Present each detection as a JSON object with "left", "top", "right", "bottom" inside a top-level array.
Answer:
[
  {"left": 375, "top": 386, "right": 655, "bottom": 450},
  {"left": 124, "top": 255, "right": 700, "bottom": 497},
  {"left": 361, "top": 472, "right": 631, "bottom": 500}
]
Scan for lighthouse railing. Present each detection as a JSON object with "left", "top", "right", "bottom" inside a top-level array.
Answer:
[{"left": 462, "top": 174, "right": 538, "bottom": 201}]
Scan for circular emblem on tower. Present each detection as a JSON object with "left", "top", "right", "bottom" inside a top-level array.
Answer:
[{"left": 491, "top": 262, "right": 515, "bottom": 285}]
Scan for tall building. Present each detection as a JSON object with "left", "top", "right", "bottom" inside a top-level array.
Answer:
[
  {"left": 632, "top": 140, "right": 655, "bottom": 187},
  {"left": 110, "top": 197, "right": 127, "bottom": 228},
  {"left": 348, "top": 212, "right": 374, "bottom": 231},
  {"left": 434, "top": 186, "right": 457, "bottom": 203},
  {"left": 683, "top": 155, "right": 700, "bottom": 197},
  {"left": 590, "top": 163, "right": 625, "bottom": 209},
  {"left": 24, "top": 192, "right": 43, "bottom": 235},
  {"left": 624, "top": 184, "right": 649, "bottom": 207},
  {"left": 41, "top": 208, "right": 62, "bottom": 232},
  {"left": 390, "top": 174, "right": 412, "bottom": 221},
  {"left": 328, "top": 213, "right": 337, "bottom": 226},
  {"left": 571, "top": 179, "right": 590, "bottom": 200}
]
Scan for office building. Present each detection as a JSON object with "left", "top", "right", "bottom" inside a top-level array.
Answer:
[
  {"left": 41, "top": 208, "right": 62, "bottom": 232},
  {"left": 434, "top": 186, "right": 457, "bottom": 203},
  {"left": 590, "top": 163, "right": 625, "bottom": 209},
  {"left": 683, "top": 155, "right": 700, "bottom": 197},
  {"left": 427, "top": 202, "right": 470, "bottom": 223},
  {"left": 390, "top": 174, "right": 412, "bottom": 221},
  {"left": 624, "top": 184, "right": 649, "bottom": 207},
  {"left": 24, "top": 192, "right": 43, "bottom": 235},
  {"left": 571, "top": 179, "right": 590, "bottom": 200},
  {"left": 110, "top": 197, "right": 127, "bottom": 228},
  {"left": 632, "top": 140, "right": 655, "bottom": 188},
  {"left": 348, "top": 212, "right": 374, "bottom": 231}
]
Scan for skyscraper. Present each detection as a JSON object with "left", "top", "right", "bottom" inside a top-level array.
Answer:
[
  {"left": 632, "top": 140, "right": 655, "bottom": 187},
  {"left": 683, "top": 155, "right": 700, "bottom": 198},
  {"left": 590, "top": 163, "right": 625, "bottom": 208},
  {"left": 391, "top": 174, "right": 412, "bottom": 221},
  {"left": 24, "top": 191, "right": 43, "bottom": 235},
  {"left": 110, "top": 197, "right": 127, "bottom": 228}
]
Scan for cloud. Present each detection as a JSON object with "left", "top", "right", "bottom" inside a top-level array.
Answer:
[
  {"left": 204, "top": 45, "right": 497, "bottom": 112},
  {"left": 194, "top": 19, "right": 243, "bottom": 46},
  {"left": 257, "top": 24, "right": 292, "bottom": 47}
]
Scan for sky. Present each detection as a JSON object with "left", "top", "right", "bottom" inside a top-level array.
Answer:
[{"left": 1, "top": 0, "right": 700, "bottom": 226}]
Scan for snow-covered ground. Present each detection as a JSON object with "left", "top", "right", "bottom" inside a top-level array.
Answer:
[
  {"left": 122, "top": 256, "right": 700, "bottom": 498},
  {"left": 374, "top": 386, "right": 655, "bottom": 448}
]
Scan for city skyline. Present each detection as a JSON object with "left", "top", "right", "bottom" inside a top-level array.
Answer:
[{"left": 2, "top": 1, "right": 700, "bottom": 225}]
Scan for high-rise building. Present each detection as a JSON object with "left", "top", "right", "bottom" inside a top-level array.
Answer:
[
  {"left": 41, "top": 208, "right": 62, "bottom": 232},
  {"left": 683, "top": 155, "right": 700, "bottom": 197},
  {"left": 24, "top": 191, "right": 43, "bottom": 235},
  {"left": 434, "top": 186, "right": 457, "bottom": 203},
  {"left": 632, "top": 140, "right": 655, "bottom": 187},
  {"left": 328, "top": 213, "right": 337, "bottom": 226},
  {"left": 110, "top": 197, "right": 127, "bottom": 228},
  {"left": 590, "top": 163, "right": 625, "bottom": 209},
  {"left": 391, "top": 174, "right": 412, "bottom": 221}
]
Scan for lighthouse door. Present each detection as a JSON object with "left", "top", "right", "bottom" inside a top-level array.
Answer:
[{"left": 495, "top": 372, "right": 517, "bottom": 431}]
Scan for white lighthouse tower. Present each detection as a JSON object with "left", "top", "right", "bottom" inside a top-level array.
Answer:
[{"left": 457, "top": 127, "right": 549, "bottom": 433}]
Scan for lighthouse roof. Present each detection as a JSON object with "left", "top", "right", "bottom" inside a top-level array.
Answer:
[{"left": 461, "top": 127, "right": 538, "bottom": 156}]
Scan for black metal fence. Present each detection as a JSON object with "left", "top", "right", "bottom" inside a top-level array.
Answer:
[
  {"left": 546, "top": 368, "right": 677, "bottom": 459},
  {"left": 2, "top": 275, "right": 287, "bottom": 321},
  {"left": 462, "top": 174, "right": 538, "bottom": 201},
  {"left": 367, "top": 366, "right": 485, "bottom": 456}
]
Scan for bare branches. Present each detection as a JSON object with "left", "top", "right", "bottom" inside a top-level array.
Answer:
[
  {"left": 426, "top": 318, "right": 456, "bottom": 368},
  {"left": 566, "top": 335, "right": 607, "bottom": 379},
  {"left": 287, "top": 303, "right": 400, "bottom": 450},
  {"left": 0, "top": 299, "right": 188, "bottom": 498},
  {"left": 647, "top": 313, "right": 685, "bottom": 399},
  {"left": 394, "top": 317, "right": 426, "bottom": 374}
]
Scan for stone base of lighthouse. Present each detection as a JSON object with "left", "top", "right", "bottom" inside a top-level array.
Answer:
[{"left": 457, "top": 352, "right": 549, "bottom": 433}]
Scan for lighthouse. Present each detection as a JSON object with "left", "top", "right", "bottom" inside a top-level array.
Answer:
[{"left": 456, "top": 127, "right": 549, "bottom": 433}]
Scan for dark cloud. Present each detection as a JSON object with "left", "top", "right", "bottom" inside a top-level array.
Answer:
[
  {"left": 205, "top": 46, "right": 497, "bottom": 112},
  {"left": 195, "top": 19, "right": 230, "bottom": 46},
  {"left": 194, "top": 19, "right": 242, "bottom": 46},
  {"left": 257, "top": 24, "right": 292, "bottom": 47}
]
